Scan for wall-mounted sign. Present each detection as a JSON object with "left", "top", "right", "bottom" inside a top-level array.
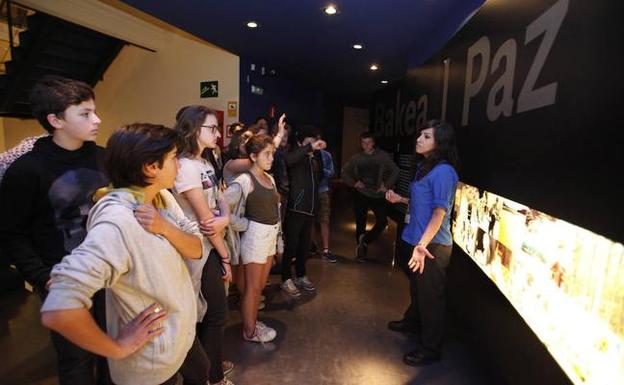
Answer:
[
  {"left": 200, "top": 81, "right": 218, "bottom": 98},
  {"left": 227, "top": 101, "right": 238, "bottom": 117},
  {"left": 251, "top": 85, "right": 264, "bottom": 96}
]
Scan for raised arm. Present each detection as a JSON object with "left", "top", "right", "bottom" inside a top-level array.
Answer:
[{"left": 272, "top": 113, "right": 287, "bottom": 148}]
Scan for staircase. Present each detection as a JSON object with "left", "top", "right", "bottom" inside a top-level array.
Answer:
[{"left": 0, "top": 2, "right": 126, "bottom": 117}]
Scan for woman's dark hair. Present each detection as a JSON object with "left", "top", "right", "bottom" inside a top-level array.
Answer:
[
  {"left": 174, "top": 105, "right": 218, "bottom": 157},
  {"left": 245, "top": 134, "right": 274, "bottom": 159},
  {"left": 29, "top": 75, "right": 95, "bottom": 133},
  {"left": 413, "top": 119, "right": 459, "bottom": 180},
  {"left": 105, "top": 123, "right": 180, "bottom": 188},
  {"left": 224, "top": 129, "right": 253, "bottom": 162},
  {"left": 227, "top": 121, "right": 246, "bottom": 136}
]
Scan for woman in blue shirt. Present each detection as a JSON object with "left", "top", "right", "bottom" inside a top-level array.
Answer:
[{"left": 385, "top": 120, "right": 459, "bottom": 366}]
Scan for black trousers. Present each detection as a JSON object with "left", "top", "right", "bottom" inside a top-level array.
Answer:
[
  {"left": 397, "top": 239, "right": 452, "bottom": 356},
  {"left": 160, "top": 338, "right": 209, "bottom": 385},
  {"left": 197, "top": 250, "right": 228, "bottom": 383},
  {"left": 281, "top": 210, "right": 314, "bottom": 281},
  {"left": 353, "top": 190, "right": 388, "bottom": 244},
  {"left": 38, "top": 288, "right": 111, "bottom": 385}
]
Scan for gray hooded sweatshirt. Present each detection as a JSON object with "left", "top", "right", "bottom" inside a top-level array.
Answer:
[{"left": 41, "top": 190, "right": 199, "bottom": 385}]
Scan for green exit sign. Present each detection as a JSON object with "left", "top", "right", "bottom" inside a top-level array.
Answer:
[{"left": 200, "top": 81, "right": 218, "bottom": 98}]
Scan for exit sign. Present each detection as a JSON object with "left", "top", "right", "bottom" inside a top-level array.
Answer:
[{"left": 200, "top": 81, "right": 218, "bottom": 98}]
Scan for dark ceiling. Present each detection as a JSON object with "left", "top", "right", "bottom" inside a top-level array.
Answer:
[{"left": 120, "top": 0, "right": 484, "bottom": 104}]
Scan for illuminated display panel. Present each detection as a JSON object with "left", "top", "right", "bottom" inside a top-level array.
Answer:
[{"left": 452, "top": 182, "right": 624, "bottom": 385}]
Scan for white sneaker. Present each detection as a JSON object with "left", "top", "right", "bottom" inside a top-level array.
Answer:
[
  {"left": 243, "top": 323, "right": 277, "bottom": 343},
  {"left": 294, "top": 276, "right": 316, "bottom": 291},
  {"left": 256, "top": 321, "right": 276, "bottom": 335},
  {"left": 281, "top": 278, "right": 301, "bottom": 298}
]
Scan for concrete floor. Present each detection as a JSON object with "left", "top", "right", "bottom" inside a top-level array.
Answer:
[{"left": 0, "top": 187, "right": 497, "bottom": 385}]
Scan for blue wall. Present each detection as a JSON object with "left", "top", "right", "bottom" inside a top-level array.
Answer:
[
  {"left": 239, "top": 57, "right": 344, "bottom": 163},
  {"left": 239, "top": 57, "right": 327, "bottom": 128}
]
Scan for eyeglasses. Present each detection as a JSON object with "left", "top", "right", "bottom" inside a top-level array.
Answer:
[{"left": 201, "top": 124, "right": 219, "bottom": 133}]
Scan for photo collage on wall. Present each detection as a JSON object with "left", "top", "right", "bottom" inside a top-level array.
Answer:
[{"left": 452, "top": 183, "right": 623, "bottom": 385}]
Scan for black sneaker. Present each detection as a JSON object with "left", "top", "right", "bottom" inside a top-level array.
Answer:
[
  {"left": 322, "top": 250, "right": 338, "bottom": 263},
  {"left": 387, "top": 319, "right": 420, "bottom": 334}
]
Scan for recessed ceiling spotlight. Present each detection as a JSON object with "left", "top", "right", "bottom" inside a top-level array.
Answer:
[
  {"left": 381, "top": 80, "right": 388, "bottom": 84},
  {"left": 324, "top": 5, "right": 338, "bottom": 15},
  {"left": 353, "top": 43, "right": 363, "bottom": 50},
  {"left": 246, "top": 21, "right": 259, "bottom": 28},
  {"left": 370, "top": 64, "right": 379, "bottom": 71}
]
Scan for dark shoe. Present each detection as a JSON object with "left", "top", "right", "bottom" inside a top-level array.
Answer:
[
  {"left": 403, "top": 350, "right": 440, "bottom": 366},
  {"left": 356, "top": 235, "right": 367, "bottom": 262},
  {"left": 388, "top": 319, "right": 420, "bottom": 334},
  {"left": 322, "top": 250, "right": 338, "bottom": 263},
  {"left": 309, "top": 242, "right": 318, "bottom": 255}
]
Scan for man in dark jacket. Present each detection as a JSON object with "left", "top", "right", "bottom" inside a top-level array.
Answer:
[{"left": 280, "top": 125, "right": 326, "bottom": 298}]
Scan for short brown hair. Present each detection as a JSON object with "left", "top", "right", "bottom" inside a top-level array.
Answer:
[
  {"left": 29, "top": 75, "right": 95, "bottom": 133},
  {"left": 105, "top": 123, "right": 180, "bottom": 188},
  {"left": 245, "top": 134, "right": 274, "bottom": 158}
]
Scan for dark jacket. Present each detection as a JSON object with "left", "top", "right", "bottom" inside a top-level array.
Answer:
[
  {"left": 0, "top": 137, "right": 108, "bottom": 289},
  {"left": 285, "top": 143, "right": 320, "bottom": 216},
  {"left": 271, "top": 147, "right": 289, "bottom": 196}
]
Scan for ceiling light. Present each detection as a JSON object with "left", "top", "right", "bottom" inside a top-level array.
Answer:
[
  {"left": 370, "top": 64, "right": 379, "bottom": 71},
  {"left": 246, "top": 21, "right": 259, "bottom": 28},
  {"left": 352, "top": 43, "right": 363, "bottom": 50},
  {"left": 381, "top": 80, "right": 388, "bottom": 84},
  {"left": 324, "top": 5, "right": 338, "bottom": 15}
]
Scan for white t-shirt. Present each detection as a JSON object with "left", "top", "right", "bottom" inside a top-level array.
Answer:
[{"left": 173, "top": 157, "right": 220, "bottom": 222}]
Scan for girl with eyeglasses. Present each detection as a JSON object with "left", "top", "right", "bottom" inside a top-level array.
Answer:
[{"left": 173, "top": 105, "right": 235, "bottom": 385}]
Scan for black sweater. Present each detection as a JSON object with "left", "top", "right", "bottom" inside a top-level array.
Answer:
[
  {"left": 285, "top": 144, "right": 321, "bottom": 216},
  {"left": 0, "top": 137, "right": 108, "bottom": 289}
]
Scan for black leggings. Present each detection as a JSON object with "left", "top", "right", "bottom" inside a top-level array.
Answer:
[
  {"left": 160, "top": 338, "right": 209, "bottom": 385},
  {"left": 281, "top": 210, "right": 314, "bottom": 281},
  {"left": 197, "top": 250, "right": 228, "bottom": 383}
]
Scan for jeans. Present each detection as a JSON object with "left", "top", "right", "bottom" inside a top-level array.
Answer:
[
  {"left": 197, "top": 250, "right": 228, "bottom": 383},
  {"left": 397, "top": 239, "right": 452, "bottom": 356},
  {"left": 281, "top": 210, "right": 314, "bottom": 281},
  {"left": 353, "top": 190, "right": 388, "bottom": 244}
]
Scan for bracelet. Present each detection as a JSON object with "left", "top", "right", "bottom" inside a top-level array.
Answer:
[{"left": 221, "top": 261, "right": 231, "bottom": 265}]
